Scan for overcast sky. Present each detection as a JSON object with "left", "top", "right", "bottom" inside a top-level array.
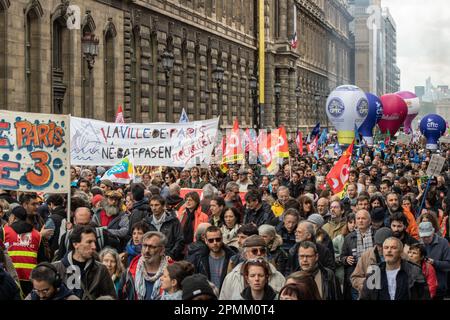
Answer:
[{"left": 381, "top": 0, "right": 450, "bottom": 92}]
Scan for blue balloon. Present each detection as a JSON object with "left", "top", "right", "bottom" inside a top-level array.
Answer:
[
  {"left": 358, "top": 93, "right": 383, "bottom": 146},
  {"left": 419, "top": 114, "right": 447, "bottom": 150}
]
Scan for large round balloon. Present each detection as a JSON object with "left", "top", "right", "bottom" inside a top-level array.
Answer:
[
  {"left": 419, "top": 114, "right": 447, "bottom": 150},
  {"left": 358, "top": 93, "right": 383, "bottom": 146},
  {"left": 378, "top": 94, "right": 408, "bottom": 137},
  {"left": 326, "top": 85, "right": 368, "bottom": 145},
  {"left": 396, "top": 91, "right": 420, "bottom": 134}
]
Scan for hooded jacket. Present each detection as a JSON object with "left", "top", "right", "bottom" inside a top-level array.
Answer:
[
  {"left": 219, "top": 261, "right": 285, "bottom": 300},
  {"left": 360, "top": 260, "right": 430, "bottom": 300},
  {"left": 47, "top": 206, "right": 67, "bottom": 254},
  {"left": 145, "top": 211, "right": 185, "bottom": 261},
  {"left": 53, "top": 252, "right": 117, "bottom": 300},
  {"left": 243, "top": 201, "right": 276, "bottom": 227},
  {"left": 92, "top": 208, "right": 129, "bottom": 242},
  {"left": 267, "top": 235, "right": 289, "bottom": 276},
  {"left": 26, "top": 283, "right": 80, "bottom": 300}
]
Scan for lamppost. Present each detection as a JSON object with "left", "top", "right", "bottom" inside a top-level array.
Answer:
[
  {"left": 161, "top": 49, "right": 174, "bottom": 121},
  {"left": 213, "top": 65, "right": 224, "bottom": 125},
  {"left": 161, "top": 49, "right": 175, "bottom": 81},
  {"left": 81, "top": 32, "right": 99, "bottom": 70},
  {"left": 81, "top": 32, "right": 99, "bottom": 118},
  {"left": 295, "top": 83, "right": 301, "bottom": 130},
  {"left": 274, "top": 82, "right": 281, "bottom": 128},
  {"left": 314, "top": 93, "right": 320, "bottom": 125},
  {"left": 249, "top": 75, "right": 258, "bottom": 130}
]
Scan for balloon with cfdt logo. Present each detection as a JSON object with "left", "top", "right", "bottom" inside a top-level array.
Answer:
[
  {"left": 419, "top": 114, "right": 447, "bottom": 150},
  {"left": 326, "top": 85, "right": 369, "bottom": 145},
  {"left": 358, "top": 93, "right": 383, "bottom": 146},
  {"left": 378, "top": 94, "right": 408, "bottom": 137},
  {"left": 395, "top": 91, "right": 420, "bottom": 134}
]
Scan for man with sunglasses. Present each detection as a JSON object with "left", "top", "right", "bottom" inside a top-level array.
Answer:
[
  {"left": 219, "top": 235, "right": 285, "bottom": 300},
  {"left": 189, "top": 226, "right": 235, "bottom": 290}
]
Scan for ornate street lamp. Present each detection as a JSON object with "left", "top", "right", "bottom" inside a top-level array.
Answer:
[
  {"left": 81, "top": 32, "right": 99, "bottom": 70},
  {"left": 213, "top": 65, "right": 224, "bottom": 123},
  {"left": 161, "top": 49, "right": 175, "bottom": 81},
  {"left": 249, "top": 75, "right": 258, "bottom": 130}
]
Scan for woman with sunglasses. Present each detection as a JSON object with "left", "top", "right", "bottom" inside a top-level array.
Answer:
[{"left": 240, "top": 259, "right": 277, "bottom": 300}]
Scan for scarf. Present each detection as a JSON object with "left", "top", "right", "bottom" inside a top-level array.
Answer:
[
  {"left": 181, "top": 207, "right": 196, "bottom": 244},
  {"left": 126, "top": 241, "right": 142, "bottom": 265},
  {"left": 356, "top": 227, "right": 373, "bottom": 258},
  {"left": 134, "top": 255, "right": 169, "bottom": 300},
  {"left": 151, "top": 212, "right": 167, "bottom": 232}
]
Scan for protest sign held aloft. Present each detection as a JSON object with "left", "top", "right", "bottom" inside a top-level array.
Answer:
[
  {"left": 70, "top": 117, "right": 219, "bottom": 167},
  {"left": 0, "top": 111, "right": 70, "bottom": 193}
]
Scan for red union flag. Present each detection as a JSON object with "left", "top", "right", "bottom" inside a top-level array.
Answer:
[
  {"left": 222, "top": 118, "right": 244, "bottom": 163},
  {"left": 326, "top": 141, "right": 354, "bottom": 194},
  {"left": 115, "top": 105, "right": 124, "bottom": 123}
]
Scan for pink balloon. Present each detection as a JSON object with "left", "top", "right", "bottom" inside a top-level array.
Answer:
[{"left": 378, "top": 94, "right": 408, "bottom": 136}]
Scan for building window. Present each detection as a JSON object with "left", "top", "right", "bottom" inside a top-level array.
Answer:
[
  {"left": 52, "top": 18, "right": 66, "bottom": 114},
  {"left": 130, "top": 28, "right": 141, "bottom": 122},
  {"left": 104, "top": 20, "right": 116, "bottom": 121},
  {"left": 149, "top": 31, "right": 157, "bottom": 121},
  {"left": 25, "top": 3, "right": 42, "bottom": 113}
]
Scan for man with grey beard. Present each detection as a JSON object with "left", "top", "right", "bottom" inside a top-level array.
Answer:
[{"left": 92, "top": 190, "right": 129, "bottom": 250}]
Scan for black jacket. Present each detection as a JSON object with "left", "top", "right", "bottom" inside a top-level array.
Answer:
[
  {"left": 314, "top": 264, "right": 343, "bottom": 300},
  {"left": 276, "top": 223, "right": 297, "bottom": 252},
  {"left": 186, "top": 241, "right": 209, "bottom": 264},
  {"left": 144, "top": 212, "right": 185, "bottom": 260},
  {"left": 190, "top": 245, "right": 235, "bottom": 290},
  {"left": 128, "top": 198, "right": 150, "bottom": 235},
  {"left": 360, "top": 260, "right": 430, "bottom": 300},
  {"left": 53, "top": 252, "right": 117, "bottom": 300},
  {"left": 243, "top": 201, "right": 276, "bottom": 227},
  {"left": 288, "top": 181, "right": 304, "bottom": 199},
  {"left": 288, "top": 241, "right": 336, "bottom": 274},
  {"left": 268, "top": 246, "right": 290, "bottom": 276},
  {"left": 0, "top": 267, "right": 20, "bottom": 300},
  {"left": 240, "top": 284, "right": 277, "bottom": 300}
]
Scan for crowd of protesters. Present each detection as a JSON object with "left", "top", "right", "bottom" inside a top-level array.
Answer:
[{"left": 0, "top": 137, "right": 449, "bottom": 301}]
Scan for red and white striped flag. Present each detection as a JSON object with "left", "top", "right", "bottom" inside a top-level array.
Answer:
[{"left": 115, "top": 105, "right": 124, "bottom": 123}]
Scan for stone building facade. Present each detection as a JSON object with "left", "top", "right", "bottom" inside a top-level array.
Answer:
[{"left": 0, "top": 0, "right": 354, "bottom": 132}]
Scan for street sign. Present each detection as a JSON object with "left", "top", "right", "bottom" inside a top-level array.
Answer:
[
  {"left": 426, "top": 154, "right": 446, "bottom": 177},
  {"left": 397, "top": 133, "right": 411, "bottom": 145},
  {"left": 439, "top": 136, "right": 450, "bottom": 144}
]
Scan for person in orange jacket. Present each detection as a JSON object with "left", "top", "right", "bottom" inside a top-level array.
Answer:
[{"left": 177, "top": 191, "right": 208, "bottom": 250}]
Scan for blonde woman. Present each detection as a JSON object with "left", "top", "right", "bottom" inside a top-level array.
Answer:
[{"left": 100, "top": 248, "right": 124, "bottom": 295}]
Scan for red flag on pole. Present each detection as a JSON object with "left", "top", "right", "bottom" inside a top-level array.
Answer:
[
  {"left": 325, "top": 141, "right": 354, "bottom": 195},
  {"left": 115, "top": 105, "right": 124, "bottom": 123},
  {"left": 222, "top": 118, "right": 244, "bottom": 163}
]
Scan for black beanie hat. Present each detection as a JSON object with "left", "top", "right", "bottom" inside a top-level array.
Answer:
[
  {"left": 181, "top": 274, "right": 217, "bottom": 300},
  {"left": 11, "top": 206, "right": 27, "bottom": 221}
]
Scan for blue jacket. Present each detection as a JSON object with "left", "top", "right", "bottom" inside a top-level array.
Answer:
[{"left": 423, "top": 235, "right": 450, "bottom": 297}]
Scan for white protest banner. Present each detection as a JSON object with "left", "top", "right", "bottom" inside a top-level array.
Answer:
[
  {"left": 426, "top": 154, "right": 445, "bottom": 177},
  {"left": 0, "top": 111, "right": 70, "bottom": 193},
  {"left": 70, "top": 117, "right": 219, "bottom": 166}
]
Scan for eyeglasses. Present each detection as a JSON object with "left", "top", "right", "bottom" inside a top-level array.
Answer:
[
  {"left": 142, "top": 244, "right": 161, "bottom": 250},
  {"left": 33, "top": 288, "right": 51, "bottom": 295},
  {"left": 207, "top": 237, "right": 222, "bottom": 244},
  {"left": 250, "top": 247, "right": 267, "bottom": 255}
]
